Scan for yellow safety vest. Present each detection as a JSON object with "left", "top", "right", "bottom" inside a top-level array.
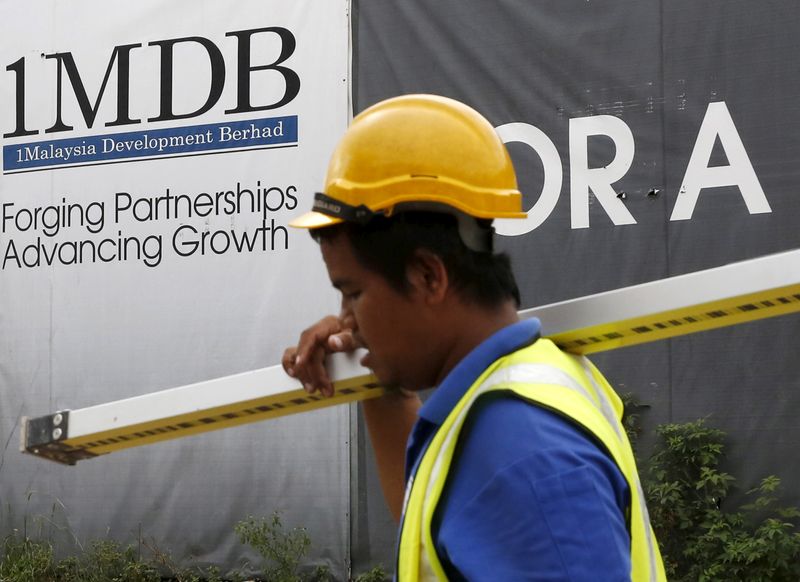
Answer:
[{"left": 397, "top": 338, "right": 666, "bottom": 581}]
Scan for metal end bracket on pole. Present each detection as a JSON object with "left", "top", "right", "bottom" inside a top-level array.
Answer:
[{"left": 21, "top": 249, "right": 800, "bottom": 465}]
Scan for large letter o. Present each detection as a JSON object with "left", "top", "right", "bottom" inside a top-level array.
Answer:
[{"left": 495, "top": 122, "right": 562, "bottom": 236}]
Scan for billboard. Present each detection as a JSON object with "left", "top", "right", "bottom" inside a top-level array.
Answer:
[
  {"left": 1, "top": 0, "right": 352, "bottom": 575},
  {"left": 353, "top": 0, "right": 800, "bottom": 569}
]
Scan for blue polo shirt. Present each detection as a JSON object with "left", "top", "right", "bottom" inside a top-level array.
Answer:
[{"left": 403, "top": 319, "right": 631, "bottom": 580}]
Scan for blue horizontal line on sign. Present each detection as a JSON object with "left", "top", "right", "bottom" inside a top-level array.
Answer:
[
  {"left": 2, "top": 143, "right": 298, "bottom": 175},
  {"left": 2, "top": 115, "right": 298, "bottom": 173}
]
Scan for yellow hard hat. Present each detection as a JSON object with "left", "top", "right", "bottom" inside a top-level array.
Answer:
[{"left": 290, "top": 94, "right": 526, "bottom": 229}]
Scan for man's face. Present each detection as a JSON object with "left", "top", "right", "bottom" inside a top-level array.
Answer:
[{"left": 320, "top": 231, "right": 438, "bottom": 390}]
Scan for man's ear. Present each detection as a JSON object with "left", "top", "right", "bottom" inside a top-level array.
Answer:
[{"left": 406, "top": 249, "right": 449, "bottom": 304}]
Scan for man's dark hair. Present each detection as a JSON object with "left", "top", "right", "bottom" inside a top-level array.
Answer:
[{"left": 312, "top": 212, "right": 521, "bottom": 308}]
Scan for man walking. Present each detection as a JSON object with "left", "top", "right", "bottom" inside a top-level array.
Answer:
[{"left": 283, "top": 94, "right": 665, "bottom": 581}]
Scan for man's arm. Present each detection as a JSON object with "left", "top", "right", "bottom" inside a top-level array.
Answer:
[
  {"left": 362, "top": 390, "right": 420, "bottom": 521},
  {"left": 283, "top": 315, "right": 420, "bottom": 521}
]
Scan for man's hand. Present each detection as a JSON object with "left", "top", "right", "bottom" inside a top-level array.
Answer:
[
  {"left": 282, "top": 315, "right": 360, "bottom": 397},
  {"left": 283, "top": 314, "right": 422, "bottom": 521}
]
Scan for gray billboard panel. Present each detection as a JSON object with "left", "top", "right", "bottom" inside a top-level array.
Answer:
[{"left": 353, "top": 0, "right": 800, "bottom": 569}]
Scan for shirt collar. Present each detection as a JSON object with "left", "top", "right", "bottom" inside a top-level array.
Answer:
[{"left": 418, "top": 318, "right": 542, "bottom": 426}]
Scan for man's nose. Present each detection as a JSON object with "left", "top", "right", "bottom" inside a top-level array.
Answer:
[{"left": 339, "top": 306, "right": 356, "bottom": 331}]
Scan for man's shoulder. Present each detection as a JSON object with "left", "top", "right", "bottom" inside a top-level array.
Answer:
[
  {"left": 461, "top": 390, "right": 601, "bottom": 461},
  {"left": 442, "top": 392, "right": 629, "bottom": 513}
]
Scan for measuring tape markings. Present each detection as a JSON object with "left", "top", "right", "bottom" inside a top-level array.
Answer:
[
  {"left": 65, "top": 383, "right": 384, "bottom": 456},
  {"left": 553, "top": 285, "right": 800, "bottom": 354}
]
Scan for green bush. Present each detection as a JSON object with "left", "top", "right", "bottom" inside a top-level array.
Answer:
[
  {"left": 0, "top": 534, "right": 55, "bottom": 582},
  {"left": 0, "top": 530, "right": 229, "bottom": 582},
  {"left": 231, "top": 512, "right": 389, "bottom": 581},
  {"left": 234, "top": 512, "right": 312, "bottom": 582},
  {"left": 56, "top": 540, "right": 161, "bottom": 582},
  {"left": 351, "top": 565, "right": 388, "bottom": 582},
  {"left": 642, "top": 418, "right": 800, "bottom": 581},
  {"left": 0, "top": 510, "right": 388, "bottom": 581},
  {"left": 0, "top": 535, "right": 163, "bottom": 582}
]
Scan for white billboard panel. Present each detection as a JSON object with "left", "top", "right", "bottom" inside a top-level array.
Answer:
[{"left": 0, "top": 0, "right": 351, "bottom": 575}]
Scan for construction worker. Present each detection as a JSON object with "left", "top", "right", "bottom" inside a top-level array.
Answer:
[{"left": 282, "top": 94, "right": 666, "bottom": 581}]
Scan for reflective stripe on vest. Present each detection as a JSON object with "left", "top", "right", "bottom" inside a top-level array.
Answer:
[
  {"left": 396, "top": 339, "right": 666, "bottom": 581},
  {"left": 575, "top": 355, "right": 661, "bottom": 582}
]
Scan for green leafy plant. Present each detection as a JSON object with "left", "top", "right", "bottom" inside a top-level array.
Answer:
[
  {"left": 1, "top": 508, "right": 388, "bottom": 581},
  {"left": 232, "top": 513, "right": 387, "bottom": 581},
  {"left": 141, "top": 536, "right": 228, "bottom": 582},
  {"left": 0, "top": 535, "right": 162, "bottom": 582},
  {"left": 57, "top": 539, "right": 161, "bottom": 582},
  {"left": 644, "top": 419, "right": 800, "bottom": 581},
  {"left": 0, "top": 528, "right": 234, "bottom": 582},
  {"left": 0, "top": 534, "right": 55, "bottom": 582},
  {"left": 234, "top": 512, "right": 312, "bottom": 581},
  {"left": 352, "top": 565, "right": 389, "bottom": 582}
]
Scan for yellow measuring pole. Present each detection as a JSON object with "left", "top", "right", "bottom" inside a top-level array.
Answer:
[
  {"left": 532, "top": 253, "right": 800, "bottom": 354},
  {"left": 21, "top": 249, "right": 800, "bottom": 465}
]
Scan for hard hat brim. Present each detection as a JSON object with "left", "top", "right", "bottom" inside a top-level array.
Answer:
[{"left": 288, "top": 211, "right": 344, "bottom": 229}]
